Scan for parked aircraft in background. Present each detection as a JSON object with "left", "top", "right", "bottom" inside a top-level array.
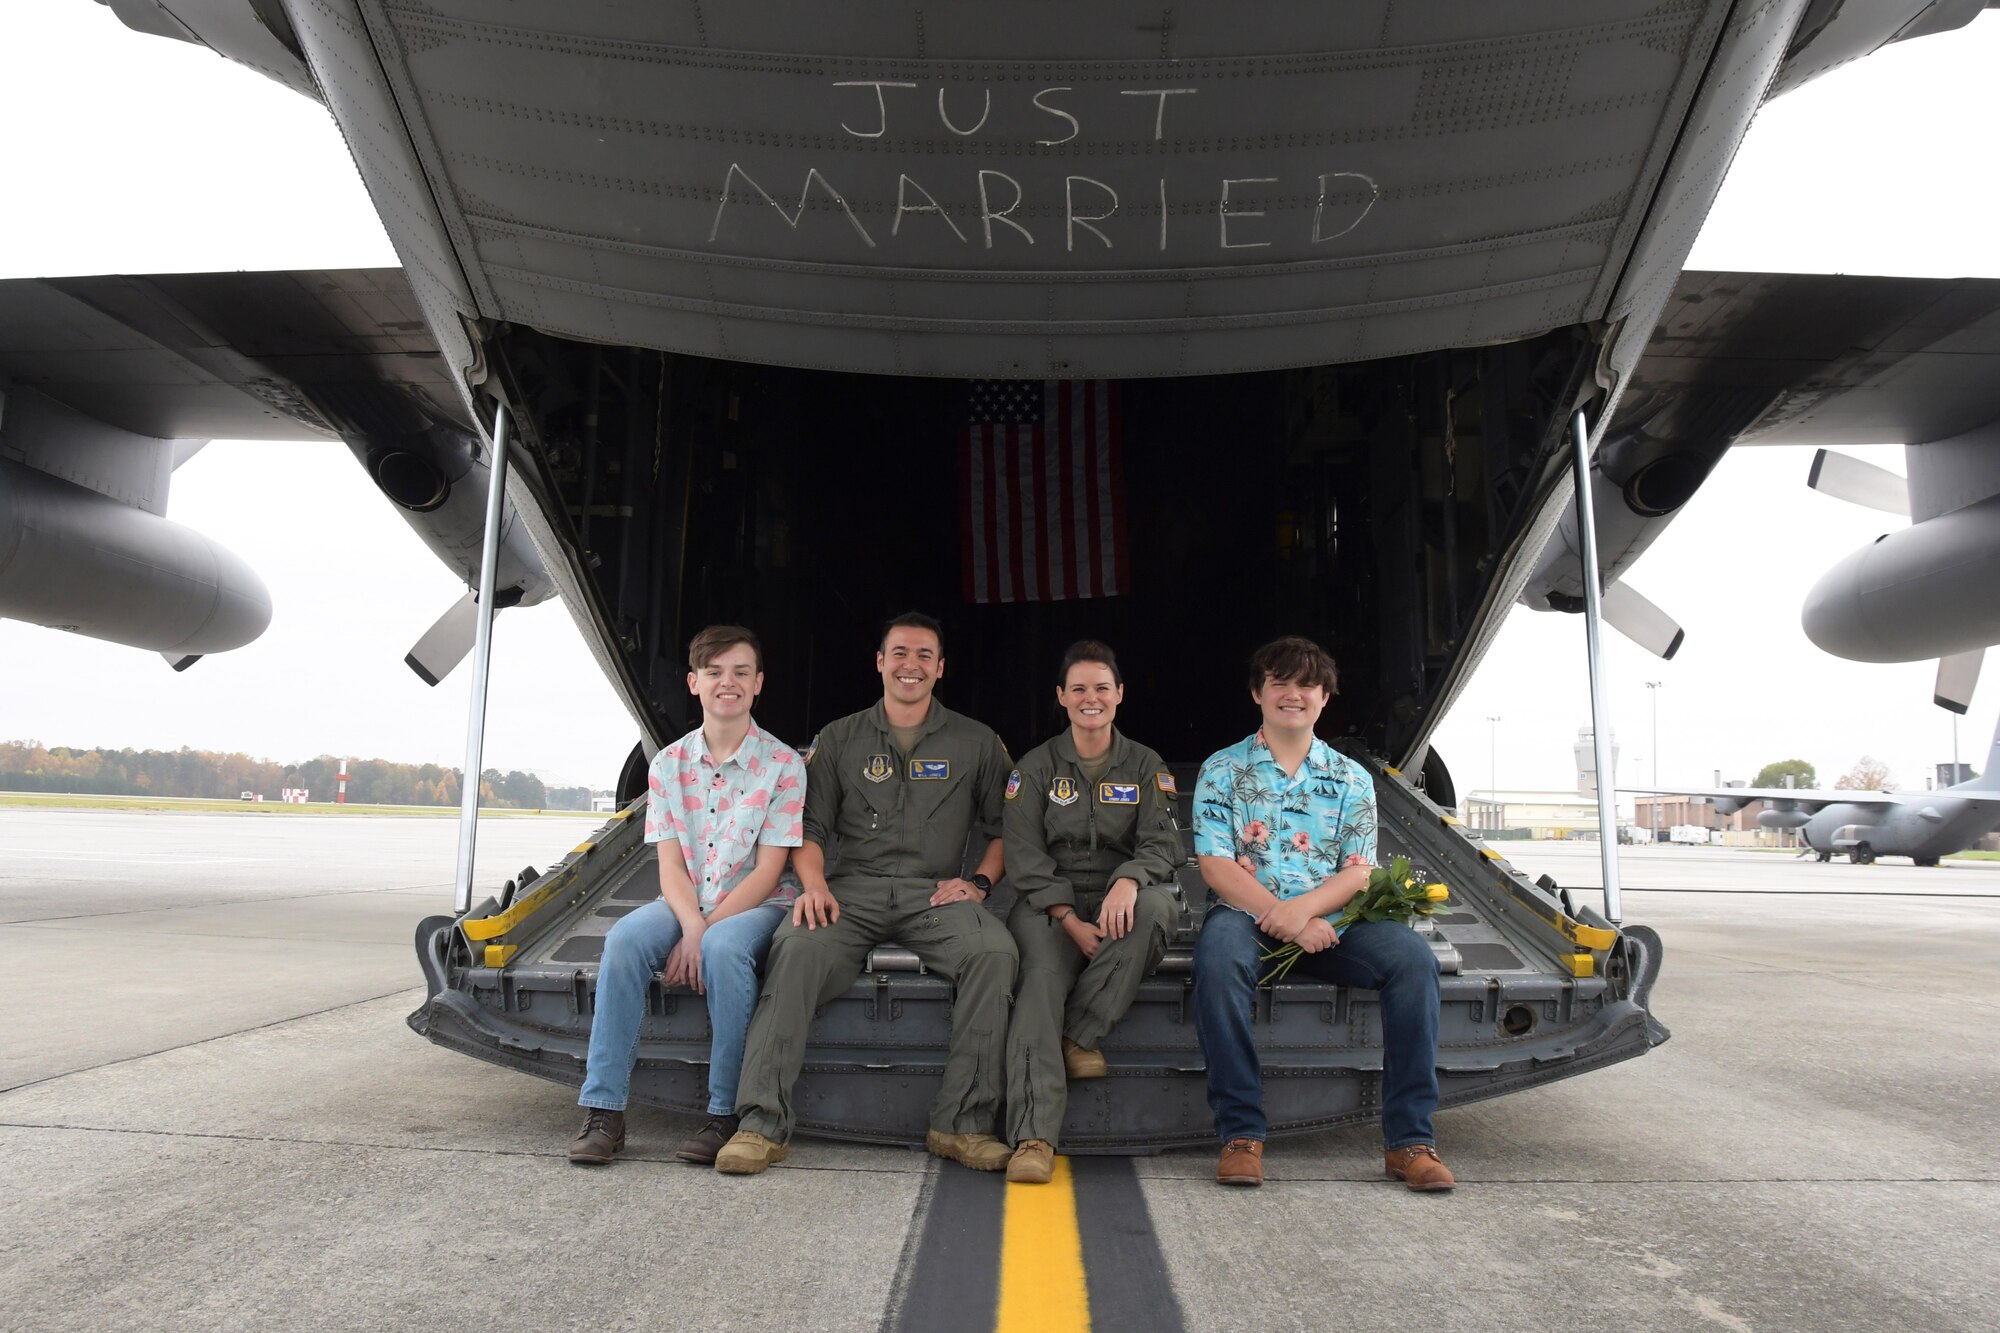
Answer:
[{"left": 1625, "top": 719, "right": 2000, "bottom": 865}]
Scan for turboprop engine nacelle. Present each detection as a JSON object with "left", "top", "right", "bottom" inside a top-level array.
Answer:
[
  {"left": 1802, "top": 491, "right": 2000, "bottom": 663},
  {"left": 0, "top": 457, "right": 271, "bottom": 656},
  {"left": 1757, "top": 807, "right": 1811, "bottom": 830}
]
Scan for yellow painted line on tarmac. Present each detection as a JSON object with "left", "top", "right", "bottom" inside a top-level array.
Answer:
[{"left": 997, "top": 1156, "right": 1090, "bottom": 1332}]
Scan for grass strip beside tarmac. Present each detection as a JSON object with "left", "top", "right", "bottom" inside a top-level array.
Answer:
[{"left": 0, "top": 792, "right": 600, "bottom": 817}]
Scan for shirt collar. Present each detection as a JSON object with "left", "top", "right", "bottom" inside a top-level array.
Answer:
[
  {"left": 868, "top": 698, "right": 949, "bottom": 743},
  {"left": 690, "top": 718, "right": 766, "bottom": 769},
  {"left": 1248, "top": 729, "right": 1340, "bottom": 779},
  {"left": 1051, "top": 726, "right": 1126, "bottom": 768}
]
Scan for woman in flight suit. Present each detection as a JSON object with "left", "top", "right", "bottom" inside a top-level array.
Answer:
[{"left": 1002, "top": 640, "right": 1184, "bottom": 1183}]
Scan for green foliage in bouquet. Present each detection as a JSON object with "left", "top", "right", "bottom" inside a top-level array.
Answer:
[{"left": 1258, "top": 854, "right": 1450, "bottom": 983}]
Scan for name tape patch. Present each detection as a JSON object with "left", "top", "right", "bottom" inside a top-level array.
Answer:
[
  {"left": 910, "top": 759, "right": 950, "bottom": 780},
  {"left": 1099, "top": 782, "right": 1140, "bottom": 805}
]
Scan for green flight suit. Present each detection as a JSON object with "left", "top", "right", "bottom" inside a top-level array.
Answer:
[
  {"left": 1002, "top": 727, "right": 1184, "bottom": 1146},
  {"left": 734, "top": 699, "right": 1017, "bottom": 1143}
]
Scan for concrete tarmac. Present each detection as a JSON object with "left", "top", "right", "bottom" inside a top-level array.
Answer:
[{"left": 2, "top": 812, "right": 1995, "bottom": 1331}]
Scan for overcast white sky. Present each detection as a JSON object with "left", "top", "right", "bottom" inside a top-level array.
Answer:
[{"left": 3, "top": 7, "right": 1998, "bottom": 796}]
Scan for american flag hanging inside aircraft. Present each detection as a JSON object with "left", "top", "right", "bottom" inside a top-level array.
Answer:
[{"left": 961, "top": 380, "right": 1128, "bottom": 603}]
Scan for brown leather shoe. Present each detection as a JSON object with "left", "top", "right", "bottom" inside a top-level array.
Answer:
[
  {"left": 1006, "top": 1139, "right": 1056, "bottom": 1184},
  {"left": 1385, "top": 1144, "right": 1456, "bottom": 1192},
  {"left": 674, "top": 1113, "right": 740, "bottom": 1165},
  {"left": 714, "top": 1129, "right": 788, "bottom": 1175},
  {"left": 1216, "top": 1138, "right": 1264, "bottom": 1186},
  {"left": 567, "top": 1108, "right": 625, "bottom": 1165},
  {"left": 926, "top": 1129, "right": 1013, "bottom": 1172},
  {"left": 1062, "top": 1038, "right": 1107, "bottom": 1080}
]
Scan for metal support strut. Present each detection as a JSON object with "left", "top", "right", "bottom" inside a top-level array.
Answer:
[
  {"left": 1570, "top": 409, "right": 1624, "bottom": 926},
  {"left": 454, "top": 401, "right": 511, "bottom": 915}
]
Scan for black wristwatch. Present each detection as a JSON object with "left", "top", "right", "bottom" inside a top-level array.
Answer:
[{"left": 970, "top": 873, "right": 993, "bottom": 895}]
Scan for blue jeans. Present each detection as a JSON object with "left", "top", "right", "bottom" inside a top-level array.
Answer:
[
  {"left": 579, "top": 898, "right": 787, "bottom": 1116},
  {"left": 1192, "top": 905, "right": 1441, "bottom": 1149}
]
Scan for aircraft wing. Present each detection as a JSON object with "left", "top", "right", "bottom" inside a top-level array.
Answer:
[
  {"left": 0, "top": 269, "right": 552, "bottom": 674},
  {"left": 1619, "top": 785, "right": 2000, "bottom": 812},
  {"left": 0, "top": 269, "right": 466, "bottom": 442},
  {"left": 1526, "top": 271, "right": 2000, "bottom": 674},
  {"left": 1638, "top": 272, "right": 2000, "bottom": 451}
]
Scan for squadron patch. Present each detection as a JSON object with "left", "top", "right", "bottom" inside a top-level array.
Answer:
[
  {"left": 861, "top": 753, "right": 894, "bottom": 783},
  {"left": 1005, "top": 770, "right": 1023, "bottom": 801},
  {"left": 1099, "top": 782, "right": 1140, "bottom": 805},
  {"left": 1048, "top": 776, "right": 1080, "bottom": 807},
  {"left": 1155, "top": 771, "right": 1178, "bottom": 797},
  {"left": 910, "top": 759, "right": 950, "bottom": 780}
]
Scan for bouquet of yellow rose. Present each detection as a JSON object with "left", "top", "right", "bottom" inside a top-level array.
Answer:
[{"left": 1259, "top": 854, "right": 1449, "bottom": 983}]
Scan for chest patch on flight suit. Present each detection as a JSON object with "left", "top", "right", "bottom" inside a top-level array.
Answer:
[
  {"left": 861, "top": 753, "right": 894, "bottom": 783},
  {"left": 1156, "top": 771, "right": 1178, "bottom": 796},
  {"left": 1099, "top": 782, "right": 1140, "bottom": 805},
  {"left": 1049, "top": 776, "right": 1080, "bottom": 807},
  {"left": 910, "top": 759, "right": 950, "bottom": 780},
  {"left": 1005, "top": 771, "right": 1022, "bottom": 800}
]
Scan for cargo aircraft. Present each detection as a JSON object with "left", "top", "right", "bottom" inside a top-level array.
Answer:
[
  {"left": 1626, "top": 717, "right": 2000, "bottom": 866},
  {"left": 5, "top": 0, "right": 2000, "bottom": 1148}
]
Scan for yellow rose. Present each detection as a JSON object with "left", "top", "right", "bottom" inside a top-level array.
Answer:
[{"left": 1424, "top": 884, "right": 1450, "bottom": 902}]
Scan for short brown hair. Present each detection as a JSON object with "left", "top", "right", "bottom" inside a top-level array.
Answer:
[
  {"left": 1058, "top": 639, "right": 1122, "bottom": 686},
  {"left": 1248, "top": 636, "right": 1338, "bottom": 695},
  {"left": 688, "top": 624, "right": 762, "bottom": 673}
]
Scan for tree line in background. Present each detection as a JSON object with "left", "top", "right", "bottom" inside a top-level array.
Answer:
[{"left": 0, "top": 742, "right": 596, "bottom": 810}]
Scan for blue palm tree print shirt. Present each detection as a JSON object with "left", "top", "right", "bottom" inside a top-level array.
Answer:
[{"left": 1193, "top": 730, "right": 1378, "bottom": 929}]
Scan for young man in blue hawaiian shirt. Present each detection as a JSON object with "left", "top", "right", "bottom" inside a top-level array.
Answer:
[{"left": 1190, "top": 636, "right": 1454, "bottom": 1191}]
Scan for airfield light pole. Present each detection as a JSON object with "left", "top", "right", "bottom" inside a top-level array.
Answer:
[
  {"left": 454, "top": 401, "right": 512, "bottom": 916},
  {"left": 1570, "top": 410, "right": 1623, "bottom": 924},
  {"left": 1646, "top": 681, "right": 1663, "bottom": 840},
  {"left": 1485, "top": 715, "right": 1501, "bottom": 830}
]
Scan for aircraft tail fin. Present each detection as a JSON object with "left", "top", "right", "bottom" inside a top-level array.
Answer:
[{"left": 1960, "top": 713, "right": 2000, "bottom": 791}]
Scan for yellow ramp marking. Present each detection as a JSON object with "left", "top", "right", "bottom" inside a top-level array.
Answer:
[{"left": 998, "top": 1155, "right": 1090, "bottom": 1332}]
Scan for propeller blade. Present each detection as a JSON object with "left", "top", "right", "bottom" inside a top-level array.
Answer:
[
  {"left": 404, "top": 588, "right": 523, "bottom": 685},
  {"left": 405, "top": 592, "right": 478, "bottom": 686},
  {"left": 160, "top": 652, "right": 201, "bottom": 672},
  {"left": 1934, "top": 648, "right": 1983, "bottom": 714},
  {"left": 1602, "top": 581, "right": 1685, "bottom": 660},
  {"left": 1806, "top": 448, "right": 1909, "bottom": 516}
]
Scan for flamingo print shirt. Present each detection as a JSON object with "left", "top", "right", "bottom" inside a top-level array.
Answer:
[
  {"left": 1192, "top": 730, "right": 1377, "bottom": 929},
  {"left": 644, "top": 719, "right": 806, "bottom": 911}
]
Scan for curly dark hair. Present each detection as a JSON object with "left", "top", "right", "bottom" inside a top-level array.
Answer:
[{"left": 1247, "top": 636, "right": 1339, "bottom": 695}]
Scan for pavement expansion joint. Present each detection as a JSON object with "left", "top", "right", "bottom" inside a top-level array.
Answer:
[
  {"left": 0, "top": 881, "right": 455, "bottom": 927},
  {"left": 1141, "top": 1172, "right": 2000, "bottom": 1186},
  {"left": 0, "top": 984, "right": 421, "bottom": 1098}
]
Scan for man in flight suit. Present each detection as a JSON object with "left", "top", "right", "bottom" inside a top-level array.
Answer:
[{"left": 717, "top": 612, "right": 1019, "bottom": 1174}]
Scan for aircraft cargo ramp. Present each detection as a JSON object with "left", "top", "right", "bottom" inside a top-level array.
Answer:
[{"left": 410, "top": 758, "right": 1666, "bottom": 1151}]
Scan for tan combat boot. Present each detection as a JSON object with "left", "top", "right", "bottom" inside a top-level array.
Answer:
[
  {"left": 1062, "top": 1038, "right": 1107, "bottom": 1080},
  {"left": 1006, "top": 1139, "right": 1056, "bottom": 1184},
  {"left": 1384, "top": 1144, "right": 1456, "bottom": 1192},
  {"left": 714, "top": 1129, "right": 789, "bottom": 1175},
  {"left": 927, "top": 1129, "right": 1013, "bottom": 1172}
]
